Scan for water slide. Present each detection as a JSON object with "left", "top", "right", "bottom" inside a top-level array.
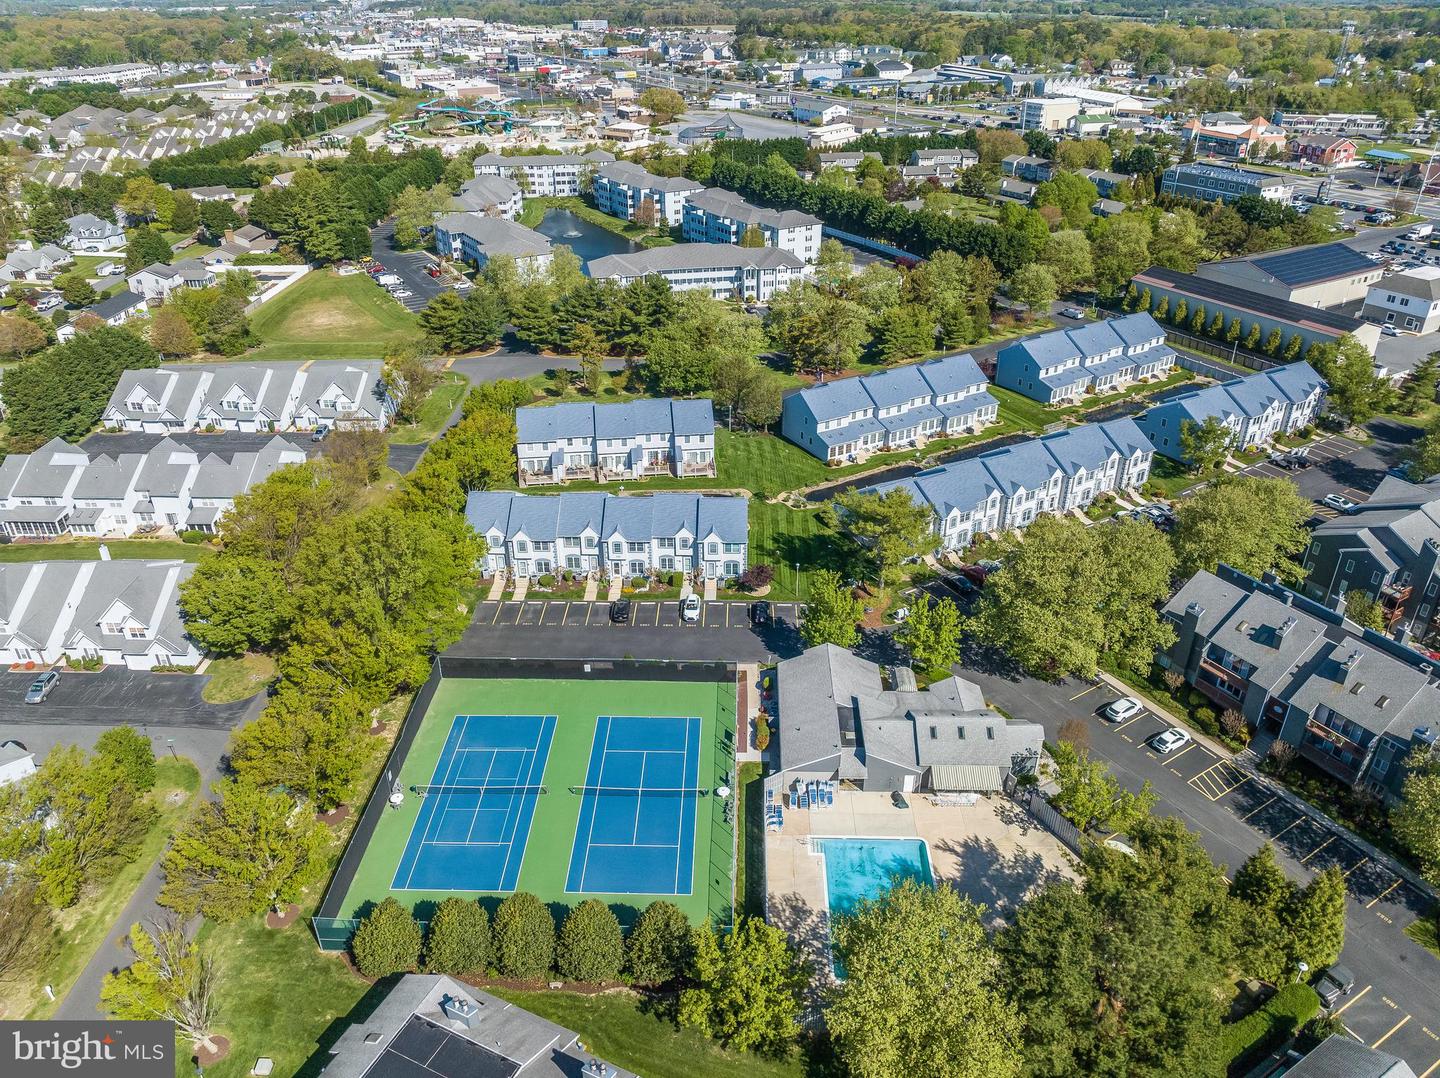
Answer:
[{"left": 387, "top": 98, "right": 520, "bottom": 140}]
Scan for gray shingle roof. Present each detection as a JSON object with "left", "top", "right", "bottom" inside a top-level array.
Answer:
[
  {"left": 515, "top": 399, "right": 714, "bottom": 444},
  {"left": 463, "top": 491, "right": 747, "bottom": 545},
  {"left": 587, "top": 243, "right": 804, "bottom": 279}
]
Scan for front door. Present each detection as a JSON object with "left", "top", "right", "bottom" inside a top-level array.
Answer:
[{"left": 902, "top": 774, "right": 917, "bottom": 793}]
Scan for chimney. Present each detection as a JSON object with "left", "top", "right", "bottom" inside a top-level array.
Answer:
[
  {"left": 223, "top": 228, "right": 234, "bottom": 244},
  {"left": 1339, "top": 649, "right": 1362, "bottom": 683},
  {"left": 439, "top": 994, "right": 479, "bottom": 1029},
  {"left": 582, "top": 1061, "right": 616, "bottom": 1078},
  {"left": 1276, "top": 616, "right": 1297, "bottom": 641},
  {"left": 1182, "top": 601, "right": 1204, "bottom": 638},
  {"left": 98, "top": 543, "right": 111, "bottom": 561}
]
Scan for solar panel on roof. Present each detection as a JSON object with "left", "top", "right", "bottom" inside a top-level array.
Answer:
[
  {"left": 1251, "top": 243, "right": 1375, "bottom": 286},
  {"left": 365, "top": 1017, "right": 520, "bottom": 1078}
]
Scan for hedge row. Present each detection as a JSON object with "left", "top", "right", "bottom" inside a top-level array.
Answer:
[{"left": 1218, "top": 983, "right": 1321, "bottom": 1069}]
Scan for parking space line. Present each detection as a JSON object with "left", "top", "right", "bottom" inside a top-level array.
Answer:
[
  {"left": 490, "top": 605, "right": 501, "bottom": 624},
  {"left": 1239, "top": 795, "right": 1278, "bottom": 822},
  {"left": 1343, "top": 857, "right": 1369, "bottom": 878},
  {"left": 1372, "top": 1015, "right": 1411, "bottom": 1049},
  {"left": 1113, "top": 714, "right": 1145, "bottom": 731},
  {"left": 1419, "top": 1059, "right": 1440, "bottom": 1078},
  {"left": 1367, "top": 880, "right": 1404, "bottom": 908},
  {"left": 1163, "top": 743, "right": 1197, "bottom": 766},
  {"left": 1332, "top": 984, "right": 1371, "bottom": 1017},
  {"left": 585, "top": 604, "right": 594, "bottom": 625},
  {"left": 1070, "top": 684, "right": 1099, "bottom": 701},
  {"left": 1300, "top": 835, "right": 1337, "bottom": 863},
  {"left": 1270, "top": 815, "right": 1306, "bottom": 840}
]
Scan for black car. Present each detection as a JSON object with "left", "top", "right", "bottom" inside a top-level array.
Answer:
[
  {"left": 1315, "top": 964, "right": 1355, "bottom": 1007},
  {"left": 609, "top": 597, "right": 631, "bottom": 623},
  {"left": 749, "top": 601, "right": 772, "bottom": 626}
]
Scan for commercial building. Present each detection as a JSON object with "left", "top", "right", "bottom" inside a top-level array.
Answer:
[
  {"left": 1134, "top": 362, "right": 1326, "bottom": 462},
  {"left": 807, "top": 122, "right": 860, "bottom": 149},
  {"left": 864, "top": 419, "right": 1155, "bottom": 549},
  {"left": 1272, "top": 111, "right": 1386, "bottom": 138},
  {"left": 1179, "top": 114, "right": 1288, "bottom": 159},
  {"left": 781, "top": 352, "right": 996, "bottom": 462},
  {"left": 466, "top": 491, "right": 748, "bottom": 580},
  {"left": 993, "top": 313, "right": 1177, "bottom": 405},
  {"left": 793, "top": 102, "right": 848, "bottom": 124},
  {"left": 1290, "top": 134, "right": 1358, "bottom": 168},
  {"left": 472, "top": 150, "right": 615, "bottom": 197},
  {"left": 1160, "top": 162, "right": 1292, "bottom": 205},
  {"left": 1194, "top": 243, "right": 1384, "bottom": 307},
  {"left": 681, "top": 189, "right": 821, "bottom": 261},
  {"left": 1361, "top": 266, "right": 1440, "bottom": 335},
  {"left": 591, "top": 162, "right": 705, "bottom": 227},
  {"left": 1300, "top": 473, "right": 1440, "bottom": 639},
  {"left": 1020, "top": 97, "right": 1080, "bottom": 132},
  {"left": 1161, "top": 565, "right": 1440, "bottom": 801},
  {"left": 432, "top": 213, "right": 552, "bottom": 272},
  {"left": 770, "top": 644, "right": 1043, "bottom": 795},
  {"left": 586, "top": 244, "right": 806, "bottom": 301},
  {"left": 515, "top": 398, "right": 715, "bottom": 485}
]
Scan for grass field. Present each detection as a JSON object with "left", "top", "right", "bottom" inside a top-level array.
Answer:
[
  {"left": 333, "top": 676, "right": 736, "bottom": 927},
  {"left": 0, "top": 539, "right": 209, "bottom": 563},
  {"left": 747, "top": 499, "right": 845, "bottom": 601},
  {"left": 201, "top": 653, "right": 277, "bottom": 704},
  {"left": 387, "top": 371, "right": 467, "bottom": 445},
  {"left": 247, "top": 270, "right": 421, "bottom": 360}
]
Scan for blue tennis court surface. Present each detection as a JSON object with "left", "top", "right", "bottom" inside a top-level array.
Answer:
[
  {"left": 392, "top": 714, "right": 555, "bottom": 892},
  {"left": 566, "top": 715, "right": 701, "bottom": 896}
]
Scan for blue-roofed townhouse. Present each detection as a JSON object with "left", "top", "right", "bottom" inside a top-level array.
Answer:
[
  {"left": 862, "top": 419, "right": 1155, "bottom": 551},
  {"left": 465, "top": 491, "right": 748, "bottom": 581},
  {"left": 994, "top": 313, "right": 1177, "bottom": 404},
  {"left": 780, "top": 353, "right": 997, "bottom": 462},
  {"left": 592, "top": 162, "right": 705, "bottom": 226},
  {"left": 514, "top": 398, "right": 716, "bottom": 485},
  {"left": 1135, "top": 362, "right": 1325, "bottom": 463}
]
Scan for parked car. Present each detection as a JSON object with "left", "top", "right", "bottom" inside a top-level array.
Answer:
[
  {"left": 1315, "top": 964, "right": 1355, "bottom": 1008},
  {"left": 310, "top": 425, "right": 330, "bottom": 443},
  {"left": 1102, "top": 696, "right": 1144, "bottom": 723},
  {"left": 33, "top": 292, "right": 62, "bottom": 312},
  {"left": 1060, "top": 306, "right": 1088, "bottom": 320},
  {"left": 957, "top": 565, "right": 989, "bottom": 587},
  {"left": 680, "top": 594, "right": 701, "bottom": 623},
  {"left": 609, "top": 597, "right": 631, "bottom": 623},
  {"left": 24, "top": 670, "right": 59, "bottom": 704},
  {"left": 1382, "top": 324, "right": 1400, "bottom": 336},
  {"left": 749, "top": 601, "right": 772, "bottom": 626},
  {"left": 376, "top": 273, "right": 403, "bottom": 286},
  {"left": 1322, "top": 493, "right": 1358, "bottom": 514},
  {"left": 425, "top": 265, "right": 443, "bottom": 278},
  {"left": 1150, "top": 727, "right": 1192, "bottom": 754},
  {"left": 391, "top": 289, "right": 414, "bottom": 299}
]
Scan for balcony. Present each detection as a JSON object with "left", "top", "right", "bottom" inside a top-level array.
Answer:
[{"left": 1379, "top": 582, "right": 1412, "bottom": 628}]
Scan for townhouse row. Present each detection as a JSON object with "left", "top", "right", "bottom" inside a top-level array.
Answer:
[
  {"left": 864, "top": 418, "right": 1155, "bottom": 551},
  {"left": 471, "top": 149, "right": 616, "bottom": 196},
  {"left": 104, "top": 361, "right": 395, "bottom": 433},
  {"left": 993, "top": 312, "right": 1177, "bottom": 404},
  {"left": 0, "top": 436, "right": 307, "bottom": 538},
  {"left": 586, "top": 244, "right": 806, "bottom": 301},
  {"left": 781, "top": 352, "right": 998, "bottom": 463},
  {"left": 515, "top": 398, "right": 716, "bottom": 485},
  {"left": 465, "top": 491, "right": 748, "bottom": 580},
  {"left": 0, "top": 558, "right": 201, "bottom": 671},
  {"left": 433, "top": 213, "right": 553, "bottom": 273}
]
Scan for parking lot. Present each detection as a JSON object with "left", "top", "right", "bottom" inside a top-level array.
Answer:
[
  {"left": 1230, "top": 427, "right": 1418, "bottom": 519},
  {"left": 0, "top": 668, "right": 260, "bottom": 727},
  {"left": 369, "top": 220, "right": 454, "bottom": 313},
  {"left": 473, "top": 598, "right": 803, "bottom": 630}
]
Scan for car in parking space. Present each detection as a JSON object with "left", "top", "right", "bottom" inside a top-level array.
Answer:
[
  {"left": 1315, "top": 964, "right": 1355, "bottom": 1008},
  {"left": 1381, "top": 323, "right": 1400, "bottom": 336},
  {"left": 1150, "top": 727, "right": 1193, "bottom": 754},
  {"left": 391, "top": 289, "right": 414, "bottom": 299},
  {"left": 1322, "top": 493, "right": 1358, "bottom": 514},
  {"left": 680, "top": 593, "right": 701, "bottom": 623},
  {"left": 609, "top": 597, "right": 631, "bottom": 623},
  {"left": 1102, "top": 696, "right": 1144, "bottom": 723},
  {"left": 310, "top": 425, "right": 330, "bottom": 443},
  {"left": 749, "top": 600, "right": 772, "bottom": 626},
  {"left": 1060, "top": 306, "right": 1088, "bottom": 319},
  {"left": 24, "top": 670, "right": 59, "bottom": 704}
]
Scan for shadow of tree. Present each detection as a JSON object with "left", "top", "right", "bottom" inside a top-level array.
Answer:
[{"left": 930, "top": 834, "right": 1072, "bottom": 930}]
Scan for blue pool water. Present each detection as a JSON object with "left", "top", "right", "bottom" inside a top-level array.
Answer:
[{"left": 817, "top": 838, "right": 934, "bottom": 977}]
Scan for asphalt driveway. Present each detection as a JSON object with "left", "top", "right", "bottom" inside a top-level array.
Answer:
[
  {"left": 0, "top": 668, "right": 258, "bottom": 728},
  {"left": 370, "top": 220, "right": 450, "bottom": 313}
]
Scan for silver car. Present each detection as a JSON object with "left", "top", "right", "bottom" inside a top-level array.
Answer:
[
  {"left": 1101, "top": 696, "right": 1143, "bottom": 723},
  {"left": 24, "top": 670, "right": 59, "bottom": 704},
  {"left": 1150, "top": 727, "right": 1192, "bottom": 754},
  {"left": 680, "top": 594, "right": 701, "bottom": 623}
]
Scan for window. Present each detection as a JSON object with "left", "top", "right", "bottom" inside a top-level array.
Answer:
[
  {"left": 103, "top": 622, "right": 123, "bottom": 635},
  {"left": 957, "top": 726, "right": 965, "bottom": 739},
  {"left": 929, "top": 725, "right": 937, "bottom": 739},
  {"left": 127, "top": 627, "right": 146, "bottom": 639},
  {"left": 515, "top": 540, "right": 529, "bottom": 554},
  {"left": 627, "top": 541, "right": 646, "bottom": 553},
  {"left": 986, "top": 727, "right": 995, "bottom": 740}
]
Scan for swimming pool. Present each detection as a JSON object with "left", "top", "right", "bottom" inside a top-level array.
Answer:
[{"left": 816, "top": 837, "right": 934, "bottom": 919}]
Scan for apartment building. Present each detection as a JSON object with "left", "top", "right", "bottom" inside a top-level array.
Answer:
[
  {"left": 432, "top": 213, "right": 552, "bottom": 272},
  {"left": 1300, "top": 474, "right": 1440, "bottom": 639},
  {"left": 515, "top": 398, "right": 716, "bottom": 485},
  {"left": 453, "top": 175, "right": 523, "bottom": 219},
  {"left": 781, "top": 352, "right": 997, "bottom": 463},
  {"left": 592, "top": 162, "right": 705, "bottom": 227},
  {"left": 863, "top": 418, "right": 1155, "bottom": 550},
  {"left": 466, "top": 491, "right": 748, "bottom": 580},
  {"left": 816, "top": 151, "right": 880, "bottom": 171},
  {"left": 1134, "top": 362, "right": 1325, "bottom": 462},
  {"left": 1272, "top": 110, "right": 1385, "bottom": 138},
  {"left": 586, "top": 244, "right": 806, "bottom": 301},
  {"left": 0, "top": 435, "right": 306, "bottom": 538},
  {"left": 1020, "top": 97, "right": 1080, "bottom": 132},
  {"left": 909, "top": 148, "right": 978, "bottom": 169},
  {"left": 471, "top": 149, "right": 615, "bottom": 196},
  {"left": 1000, "top": 154, "right": 1055, "bottom": 183},
  {"left": 1361, "top": 267, "right": 1440, "bottom": 335},
  {"left": 1160, "top": 162, "right": 1292, "bottom": 204},
  {"left": 1161, "top": 565, "right": 1440, "bottom": 801},
  {"left": 104, "top": 362, "right": 394, "bottom": 433},
  {"left": 1180, "top": 114, "right": 1288, "bottom": 159},
  {"left": 0, "top": 558, "right": 200, "bottom": 671},
  {"left": 680, "top": 189, "right": 822, "bottom": 261},
  {"left": 993, "top": 313, "right": 1177, "bottom": 405}
]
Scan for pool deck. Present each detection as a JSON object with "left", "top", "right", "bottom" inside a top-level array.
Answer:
[{"left": 765, "top": 790, "right": 1079, "bottom": 980}]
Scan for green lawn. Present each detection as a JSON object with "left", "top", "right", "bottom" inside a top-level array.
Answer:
[
  {"left": 489, "top": 989, "right": 808, "bottom": 1078},
  {"left": 736, "top": 760, "right": 765, "bottom": 919},
  {"left": 1405, "top": 915, "right": 1440, "bottom": 960},
  {"left": 515, "top": 195, "right": 671, "bottom": 245},
  {"left": 0, "top": 539, "right": 209, "bottom": 563},
  {"left": 748, "top": 499, "right": 847, "bottom": 601},
  {"left": 10, "top": 757, "right": 201, "bottom": 1020},
  {"left": 247, "top": 270, "right": 421, "bottom": 360},
  {"left": 201, "top": 653, "right": 277, "bottom": 704},
  {"left": 388, "top": 371, "right": 467, "bottom": 445},
  {"left": 1143, "top": 455, "right": 1215, "bottom": 500}
]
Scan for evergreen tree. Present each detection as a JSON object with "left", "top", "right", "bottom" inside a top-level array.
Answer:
[
  {"left": 625, "top": 900, "right": 692, "bottom": 984},
  {"left": 493, "top": 892, "right": 555, "bottom": 979},
  {"left": 556, "top": 899, "right": 624, "bottom": 983},
  {"left": 1289, "top": 866, "right": 1347, "bottom": 973},
  {"left": 424, "top": 897, "right": 491, "bottom": 975},
  {"left": 351, "top": 898, "right": 423, "bottom": 977}
]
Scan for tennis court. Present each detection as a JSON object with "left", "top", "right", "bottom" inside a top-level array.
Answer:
[
  {"left": 392, "top": 713, "right": 556, "bottom": 892},
  {"left": 566, "top": 715, "right": 701, "bottom": 896}
]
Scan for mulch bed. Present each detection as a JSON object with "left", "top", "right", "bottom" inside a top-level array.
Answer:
[
  {"left": 317, "top": 805, "right": 352, "bottom": 827},
  {"left": 265, "top": 904, "right": 301, "bottom": 929},
  {"left": 193, "top": 1036, "right": 231, "bottom": 1067}
]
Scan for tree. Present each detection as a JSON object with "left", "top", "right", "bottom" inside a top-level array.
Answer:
[
  {"left": 147, "top": 304, "right": 200, "bottom": 358},
  {"left": 456, "top": 287, "right": 506, "bottom": 351},
  {"left": 639, "top": 87, "right": 685, "bottom": 124},
  {"left": 1049, "top": 741, "right": 1156, "bottom": 834},
  {"left": 418, "top": 291, "right": 464, "bottom": 352},
  {"left": 1231, "top": 843, "right": 1298, "bottom": 983},
  {"left": 101, "top": 918, "right": 219, "bottom": 1053},
  {"left": 392, "top": 184, "right": 446, "bottom": 249},
  {"left": 799, "top": 570, "right": 863, "bottom": 650},
  {"left": 1172, "top": 476, "right": 1313, "bottom": 581},
  {"left": 493, "top": 892, "right": 555, "bottom": 979},
  {"left": 159, "top": 778, "right": 329, "bottom": 921},
  {"left": 557, "top": 899, "right": 624, "bottom": 983},
  {"left": 351, "top": 897, "right": 423, "bottom": 977},
  {"left": 1039, "top": 230, "right": 1094, "bottom": 294},
  {"left": 625, "top": 900, "right": 692, "bottom": 984},
  {"left": 0, "top": 312, "right": 50, "bottom": 359},
  {"left": 0, "top": 878, "right": 55, "bottom": 986},
  {"left": 1344, "top": 589, "right": 1386, "bottom": 631},
  {"left": 95, "top": 726, "right": 156, "bottom": 794},
  {"left": 874, "top": 303, "right": 934, "bottom": 363},
  {"left": 1178, "top": 416, "right": 1233, "bottom": 474},
  {"left": 325, "top": 427, "right": 390, "bottom": 490},
  {"left": 1313, "top": 334, "right": 1395, "bottom": 425},
  {"left": 424, "top": 897, "right": 491, "bottom": 975},
  {"left": 1393, "top": 749, "right": 1440, "bottom": 886},
  {"left": 1399, "top": 353, "right": 1440, "bottom": 416},
  {"left": 55, "top": 271, "right": 96, "bottom": 308},
  {"left": 199, "top": 199, "right": 241, "bottom": 240},
  {"left": 712, "top": 352, "right": 782, "bottom": 430},
  {"left": 827, "top": 487, "right": 936, "bottom": 590},
  {"left": 124, "top": 226, "right": 173, "bottom": 273},
  {"left": 226, "top": 698, "right": 365, "bottom": 811},
  {"left": 827, "top": 879, "right": 1020, "bottom": 1078},
  {"left": 1094, "top": 518, "right": 1177, "bottom": 671},
  {"left": 1007, "top": 264, "right": 1057, "bottom": 321},
  {"left": 29, "top": 202, "right": 67, "bottom": 245},
  {"left": 180, "top": 555, "right": 294, "bottom": 655},
  {"left": 765, "top": 285, "right": 869, "bottom": 376},
  {"left": 385, "top": 346, "right": 443, "bottom": 425},
  {"left": 895, "top": 595, "right": 963, "bottom": 675},
  {"left": 169, "top": 191, "right": 200, "bottom": 235},
  {"left": 1289, "top": 867, "right": 1347, "bottom": 973},
  {"left": 679, "top": 918, "right": 809, "bottom": 1056},
  {"left": 739, "top": 224, "right": 767, "bottom": 248}
]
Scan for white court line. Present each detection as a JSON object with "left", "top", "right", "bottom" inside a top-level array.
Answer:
[
  {"left": 494, "top": 719, "right": 549, "bottom": 889},
  {"left": 405, "top": 714, "right": 471, "bottom": 889},
  {"left": 577, "top": 716, "right": 614, "bottom": 892},
  {"left": 676, "top": 717, "right": 694, "bottom": 892}
]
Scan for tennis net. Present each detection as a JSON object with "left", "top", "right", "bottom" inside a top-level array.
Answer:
[{"left": 413, "top": 783, "right": 548, "bottom": 798}]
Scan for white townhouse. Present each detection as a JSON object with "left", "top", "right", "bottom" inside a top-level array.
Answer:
[
  {"left": 126, "top": 258, "right": 217, "bottom": 302},
  {"left": 592, "top": 162, "right": 705, "bottom": 227},
  {"left": 62, "top": 213, "right": 126, "bottom": 253},
  {"left": 432, "top": 213, "right": 552, "bottom": 273},
  {"left": 465, "top": 491, "right": 749, "bottom": 581},
  {"left": 0, "top": 559, "right": 201, "bottom": 671},
  {"left": 471, "top": 150, "right": 615, "bottom": 197},
  {"left": 105, "top": 362, "right": 395, "bottom": 434},
  {"left": 1135, "top": 362, "right": 1326, "bottom": 464},
  {"left": 515, "top": 398, "right": 716, "bottom": 485},
  {"left": 994, "top": 313, "right": 1178, "bottom": 405},
  {"left": 782, "top": 352, "right": 997, "bottom": 463},
  {"left": 55, "top": 290, "right": 148, "bottom": 342},
  {"left": 0, "top": 436, "right": 306, "bottom": 538},
  {"left": 864, "top": 418, "right": 1155, "bottom": 551},
  {"left": 453, "top": 175, "right": 523, "bottom": 219},
  {"left": 681, "top": 189, "right": 822, "bottom": 262},
  {"left": 0, "top": 244, "right": 73, "bottom": 283},
  {"left": 586, "top": 244, "right": 806, "bottom": 302},
  {"left": 909, "top": 147, "right": 979, "bottom": 169}
]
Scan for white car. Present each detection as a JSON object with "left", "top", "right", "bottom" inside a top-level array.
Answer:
[
  {"left": 1101, "top": 697, "right": 1143, "bottom": 722},
  {"left": 1381, "top": 324, "right": 1399, "bottom": 336},
  {"left": 1150, "top": 728, "right": 1192, "bottom": 754},
  {"left": 1322, "top": 493, "right": 1357, "bottom": 514},
  {"left": 680, "top": 594, "right": 701, "bottom": 623},
  {"left": 337, "top": 265, "right": 360, "bottom": 276},
  {"left": 376, "top": 273, "right": 403, "bottom": 286},
  {"left": 391, "top": 289, "right": 414, "bottom": 299}
]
